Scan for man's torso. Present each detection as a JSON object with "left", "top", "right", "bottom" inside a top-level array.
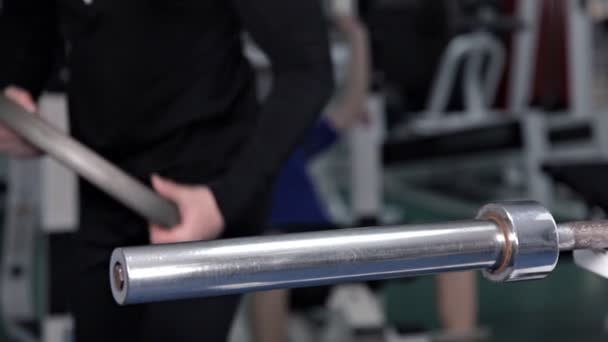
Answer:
[{"left": 57, "top": 0, "right": 259, "bottom": 180}]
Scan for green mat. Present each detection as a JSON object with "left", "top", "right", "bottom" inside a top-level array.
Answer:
[{"left": 384, "top": 256, "right": 608, "bottom": 342}]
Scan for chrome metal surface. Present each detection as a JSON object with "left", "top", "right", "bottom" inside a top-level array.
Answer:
[
  {"left": 557, "top": 223, "right": 577, "bottom": 251},
  {"left": 111, "top": 221, "right": 503, "bottom": 305},
  {"left": 110, "top": 201, "right": 608, "bottom": 305},
  {"left": 478, "top": 201, "right": 559, "bottom": 282},
  {"left": 0, "top": 97, "right": 180, "bottom": 227}
]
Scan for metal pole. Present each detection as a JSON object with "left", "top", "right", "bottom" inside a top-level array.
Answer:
[
  {"left": 110, "top": 202, "right": 608, "bottom": 305},
  {"left": 508, "top": 0, "right": 541, "bottom": 113},
  {"left": 557, "top": 221, "right": 608, "bottom": 251},
  {"left": 567, "top": 0, "right": 594, "bottom": 117},
  {"left": 112, "top": 220, "right": 503, "bottom": 305},
  {"left": 0, "top": 97, "right": 180, "bottom": 228}
]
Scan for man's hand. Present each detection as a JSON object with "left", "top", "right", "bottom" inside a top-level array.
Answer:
[
  {"left": 149, "top": 175, "right": 225, "bottom": 244},
  {"left": 1, "top": 86, "right": 42, "bottom": 157}
]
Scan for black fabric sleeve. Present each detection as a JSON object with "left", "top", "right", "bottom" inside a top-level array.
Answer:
[
  {"left": 0, "top": 0, "right": 59, "bottom": 97},
  {"left": 210, "top": 0, "right": 334, "bottom": 226}
]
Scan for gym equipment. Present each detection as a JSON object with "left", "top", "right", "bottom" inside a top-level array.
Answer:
[
  {"left": 0, "top": 97, "right": 180, "bottom": 228},
  {"left": 426, "top": 31, "right": 505, "bottom": 120},
  {"left": 383, "top": 1, "right": 608, "bottom": 216},
  {"left": 110, "top": 201, "right": 608, "bottom": 305},
  {"left": 1, "top": 159, "right": 40, "bottom": 342}
]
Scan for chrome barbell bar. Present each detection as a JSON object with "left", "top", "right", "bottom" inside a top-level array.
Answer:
[{"left": 110, "top": 201, "right": 608, "bottom": 305}]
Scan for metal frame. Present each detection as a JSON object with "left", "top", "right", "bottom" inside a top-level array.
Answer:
[
  {"left": 508, "top": 0, "right": 542, "bottom": 113},
  {"left": 426, "top": 32, "right": 506, "bottom": 120},
  {"left": 1, "top": 159, "right": 41, "bottom": 342},
  {"left": 384, "top": 0, "right": 608, "bottom": 219},
  {"left": 567, "top": 0, "right": 595, "bottom": 118}
]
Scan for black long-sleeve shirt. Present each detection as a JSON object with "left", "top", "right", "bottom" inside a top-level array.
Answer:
[{"left": 0, "top": 1, "right": 333, "bottom": 235}]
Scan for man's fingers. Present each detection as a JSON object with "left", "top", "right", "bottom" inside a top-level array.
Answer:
[
  {"left": 1, "top": 86, "right": 40, "bottom": 157},
  {"left": 151, "top": 174, "right": 184, "bottom": 201},
  {"left": 149, "top": 225, "right": 178, "bottom": 244},
  {"left": 4, "top": 86, "right": 37, "bottom": 113},
  {"left": 149, "top": 175, "right": 194, "bottom": 244}
]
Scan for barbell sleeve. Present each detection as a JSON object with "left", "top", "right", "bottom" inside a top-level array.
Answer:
[{"left": 110, "top": 201, "right": 608, "bottom": 305}]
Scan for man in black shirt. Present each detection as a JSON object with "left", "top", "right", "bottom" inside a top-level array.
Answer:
[{"left": 0, "top": 0, "right": 333, "bottom": 341}]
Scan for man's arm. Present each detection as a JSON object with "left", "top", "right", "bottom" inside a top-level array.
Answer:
[
  {"left": 0, "top": 0, "right": 59, "bottom": 97},
  {"left": 326, "top": 15, "right": 371, "bottom": 131},
  {"left": 211, "top": 0, "right": 335, "bottom": 226},
  {"left": 301, "top": 15, "right": 372, "bottom": 160}
]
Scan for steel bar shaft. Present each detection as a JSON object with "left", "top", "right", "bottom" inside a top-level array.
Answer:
[
  {"left": 557, "top": 221, "right": 608, "bottom": 251},
  {"left": 0, "top": 98, "right": 180, "bottom": 227},
  {"left": 111, "top": 221, "right": 504, "bottom": 304},
  {"left": 111, "top": 201, "right": 608, "bottom": 306}
]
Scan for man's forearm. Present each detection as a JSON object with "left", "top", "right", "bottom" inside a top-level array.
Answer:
[
  {"left": 211, "top": 69, "right": 333, "bottom": 227},
  {"left": 215, "top": 0, "right": 334, "bottom": 226},
  {"left": 328, "top": 17, "right": 371, "bottom": 130}
]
